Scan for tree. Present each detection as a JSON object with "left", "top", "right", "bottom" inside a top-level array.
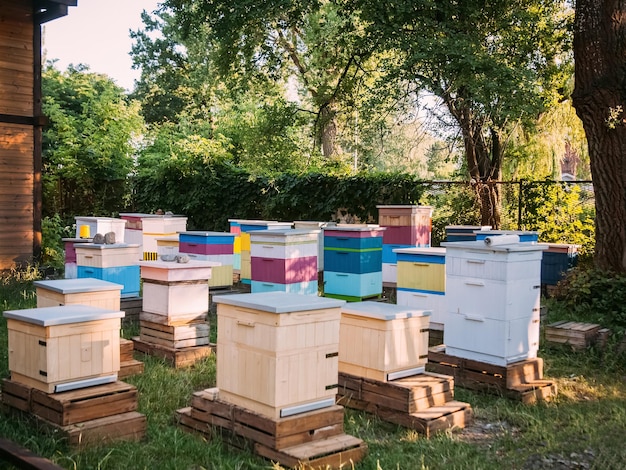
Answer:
[
  {"left": 572, "top": 0, "right": 626, "bottom": 272},
  {"left": 346, "top": 0, "right": 573, "bottom": 227},
  {"left": 42, "top": 64, "right": 144, "bottom": 219}
]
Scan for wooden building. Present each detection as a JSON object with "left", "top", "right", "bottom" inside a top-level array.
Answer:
[{"left": 0, "top": 0, "right": 76, "bottom": 270}]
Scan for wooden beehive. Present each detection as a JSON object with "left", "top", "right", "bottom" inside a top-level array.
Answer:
[
  {"left": 214, "top": 292, "right": 344, "bottom": 419},
  {"left": 339, "top": 301, "right": 431, "bottom": 382},
  {"left": 4, "top": 305, "right": 124, "bottom": 393},
  {"left": 139, "top": 260, "right": 219, "bottom": 319},
  {"left": 34, "top": 278, "right": 123, "bottom": 310}
]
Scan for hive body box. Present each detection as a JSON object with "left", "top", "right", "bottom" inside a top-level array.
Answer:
[
  {"left": 539, "top": 243, "right": 580, "bottom": 286},
  {"left": 75, "top": 243, "right": 141, "bottom": 297},
  {"left": 178, "top": 231, "right": 236, "bottom": 288},
  {"left": 442, "top": 240, "right": 546, "bottom": 366},
  {"left": 250, "top": 229, "right": 319, "bottom": 295},
  {"left": 139, "top": 260, "right": 218, "bottom": 320},
  {"left": 4, "top": 305, "right": 124, "bottom": 393},
  {"left": 323, "top": 225, "right": 386, "bottom": 301},
  {"left": 34, "top": 278, "right": 123, "bottom": 310},
  {"left": 394, "top": 247, "right": 447, "bottom": 330},
  {"left": 377, "top": 205, "right": 433, "bottom": 285},
  {"left": 444, "top": 225, "right": 491, "bottom": 242},
  {"left": 293, "top": 221, "right": 334, "bottom": 271},
  {"left": 74, "top": 217, "right": 127, "bottom": 243},
  {"left": 214, "top": 292, "right": 344, "bottom": 419},
  {"left": 339, "top": 301, "right": 431, "bottom": 382}
]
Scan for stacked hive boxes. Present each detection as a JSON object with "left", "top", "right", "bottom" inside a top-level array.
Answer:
[
  {"left": 323, "top": 225, "right": 386, "bottom": 301},
  {"left": 228, "top": 219, "right": 243, "bottom": 272},
  {"left": 62, "top": 237, "right": 91, "bottom": 279},
  {"left": 75, "top": 243, "right": 140, "bottom": 298},
  {"left": 178, "top": 231, "right": 235, "bottom": 288},
  {"left": 376, "top": 205, "right": 433, "bottom": 286},
  {"left": 120, "top": 213, "right": 188, "bottom": 261},
  {"left": 235, "top": 220, "right": 293, "bottom": 285},
  {"left": 4, "top": 305, "right": 124, "bottom": 393},
  {"left": 213, "top": 292, "right": 344, "bottom": 419},
  {"left": 138, "top": 260, "right": 218, "bottom": 349},
  {"left": 394, "top": 247, "right": 447, "bottom": 330},
  {"left": 442, "top": 238, "right": 546, "bottom": 366},
  {"left": 339, "top": 301, "right": 431, "bottom": 381},
  {"left": 250, "top": 229, "right": 319, "bottom": 295}
]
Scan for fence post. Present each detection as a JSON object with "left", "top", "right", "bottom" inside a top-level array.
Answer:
[{"left": 517, "top": 180, "right": 523, "bottom": 230}]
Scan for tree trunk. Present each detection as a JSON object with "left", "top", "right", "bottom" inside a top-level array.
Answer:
[
  {"left": 572, "top": 0, "right": 626, "bottom": 272},
  {"left": 317, "top": 101, "right": 339, "bottom": 158}
]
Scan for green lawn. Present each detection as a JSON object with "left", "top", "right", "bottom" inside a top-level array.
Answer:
[{"left": 1, "top": 271, "right": 625, "bottom": 470}]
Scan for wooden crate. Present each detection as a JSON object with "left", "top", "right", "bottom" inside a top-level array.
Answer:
[
  {"left": 545, "top": 321, "right": 602, "bottom": 350},
  {"left": 2, "top": 379, "right": 146, "bottom": 446},
  {"left": 339, "top": 301, "right": 431, "bottom": 382},
  {"left": 336, "top": 372, "right": 471, "bottom": 437},
  {"left": 427, "top": 345, "right": 557, "bottom": 404},
  {"left": 132, "top": 336, "right": 213, "bottom": 368},
  {"left": 214, "top": 292, "right": 343, "bottom": 419},
  {"left": 177, "top": 388, "right": 367, "bottom": 469},
  {"left": 34, "top": 278, "right": 122, "bottom": 310},
  {"left": 118, "top": 338, "right": 144, "bottom": 379},
  {"left": 139, "top": 318, "right": 210, "bottom": 349},
  {"left": 4, "top": 305, "right": 123, "bottom": 393}
]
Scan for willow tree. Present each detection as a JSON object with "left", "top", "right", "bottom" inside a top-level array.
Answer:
[
  {"left": 347, "top": 0, "right": 572, "bottom": 227},
  {"left": 572, "top": 0, "right": 626, "bottom": 272}
]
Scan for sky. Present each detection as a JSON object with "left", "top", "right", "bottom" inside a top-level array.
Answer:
[{"left": 42, "top": 0, "right": 162, "bottom": 92}]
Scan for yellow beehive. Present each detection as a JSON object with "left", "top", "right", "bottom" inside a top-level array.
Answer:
[
  {"left": 396, "top": 260, "right": 445, "bottom": 292},
  {"left": 4, "top": 305, "right": 124, "bottom": 393},
  {"left": 214, "top": 292, "right": 344, "bottom": 419},
  {"left": 34, "top": 278, "right": 123, "bottom": 310},
  {"left": 339, "top": 302, "right": 431, "bottom": 382}
]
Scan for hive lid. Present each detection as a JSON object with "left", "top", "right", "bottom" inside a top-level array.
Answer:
[
  {"left": 213, "top": 292, "right": 345, "bottom": 313},
  {"left": 33, "top": 278, "right": 123, "bottom": 294},
  {"left": 441, "top": 240, "right": 548, "bottom": 252},
  {"left": 341, "top": 301, "right": 431, "bottom": 320},
  {"left": 74, "top": 243, "right": 140, "bottom": 250},
  {"left": 138, "top": 259, "right": 221, "bottom": 269},
  {"left": 3, "top": 304, "right": 125, "bottom": 325},
  {"left": 179, "top": 231, "right": 236, "bottom": 238},
  {"left": 393, "top": 247, "right": 446, "bottom": 256}
]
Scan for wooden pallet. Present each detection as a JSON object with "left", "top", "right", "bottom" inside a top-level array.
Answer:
[
  {"left": 177, "top": 388, "right": 367, "bottom": 469},
  {"left": 545, "top": 321, "right": 602, "bottom": 350},
  {"left": 1, "top": 379, "right": 146, "bottom": 447},
  {"left": 427, "top": 345, "right": 557, "bottom": 404},
  {"left": 336, "top": 372, "right": 472, "bottom": 437},
  {"left": 120, "top": 296, "right": 142, "bottom": 323},
  {"left": 132, "top": 336, "right": 214, "bottom": 367},
  {"left": 139, "top": 318, "right": 210, "bottom": 349},
  {"left": 118, "top": 338, "right": 144, "bottom": 379},
  {"left": 2, "top": 379, "right": 138, "bottom": 426}
]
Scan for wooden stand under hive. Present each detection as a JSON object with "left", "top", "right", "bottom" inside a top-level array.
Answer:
[
  {"left": 337, "top": 372, "right": 472, "bottom": 437},
  {"left": 427, "top": 345, "right": 557, "bottom": 404},
  {"left": 177, "top": 388, "right": 367, "bottom": 470},
  {"left": 118, "top": 338, "right": 144, "bottom": 379},
  {"left": 544, "top": 321, "right": 604, "bottom": 350},
  {"left": 132, "top": 260, "right": 218, "bottom": 367}
]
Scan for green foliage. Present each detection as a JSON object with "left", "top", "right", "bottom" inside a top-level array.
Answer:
[
  {"left": 41, "top": 214, "right": 73, "bottom": 271},
  {"left": 550, "top": 267, "right": 626, "bottom": 334},
  {"left": 520, "top": 181, "right": 595, "bottom": 256},
  {"left": 42, "top": 64, "right": 145, "bottom": 219}
]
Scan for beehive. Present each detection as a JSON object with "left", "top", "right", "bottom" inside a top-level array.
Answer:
[
  {"left": 214, "top": 292, "right": 344, "bottom": 419},
  {"left": 339, "top": 302, "right": 431, "bottom": 382},
  {"left": 4, "top": 305, "right": 124, "bottom": 393},
  {"left": 139, "top": 260, "right": 218, "bottom": 319},
  {"left": 34, "top": 278, "right": 123, "bottom": 310}
]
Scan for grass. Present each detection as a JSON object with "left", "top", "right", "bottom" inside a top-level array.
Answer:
[{"left": 1, "top": 270, "right": 626, "bottom": 469}]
